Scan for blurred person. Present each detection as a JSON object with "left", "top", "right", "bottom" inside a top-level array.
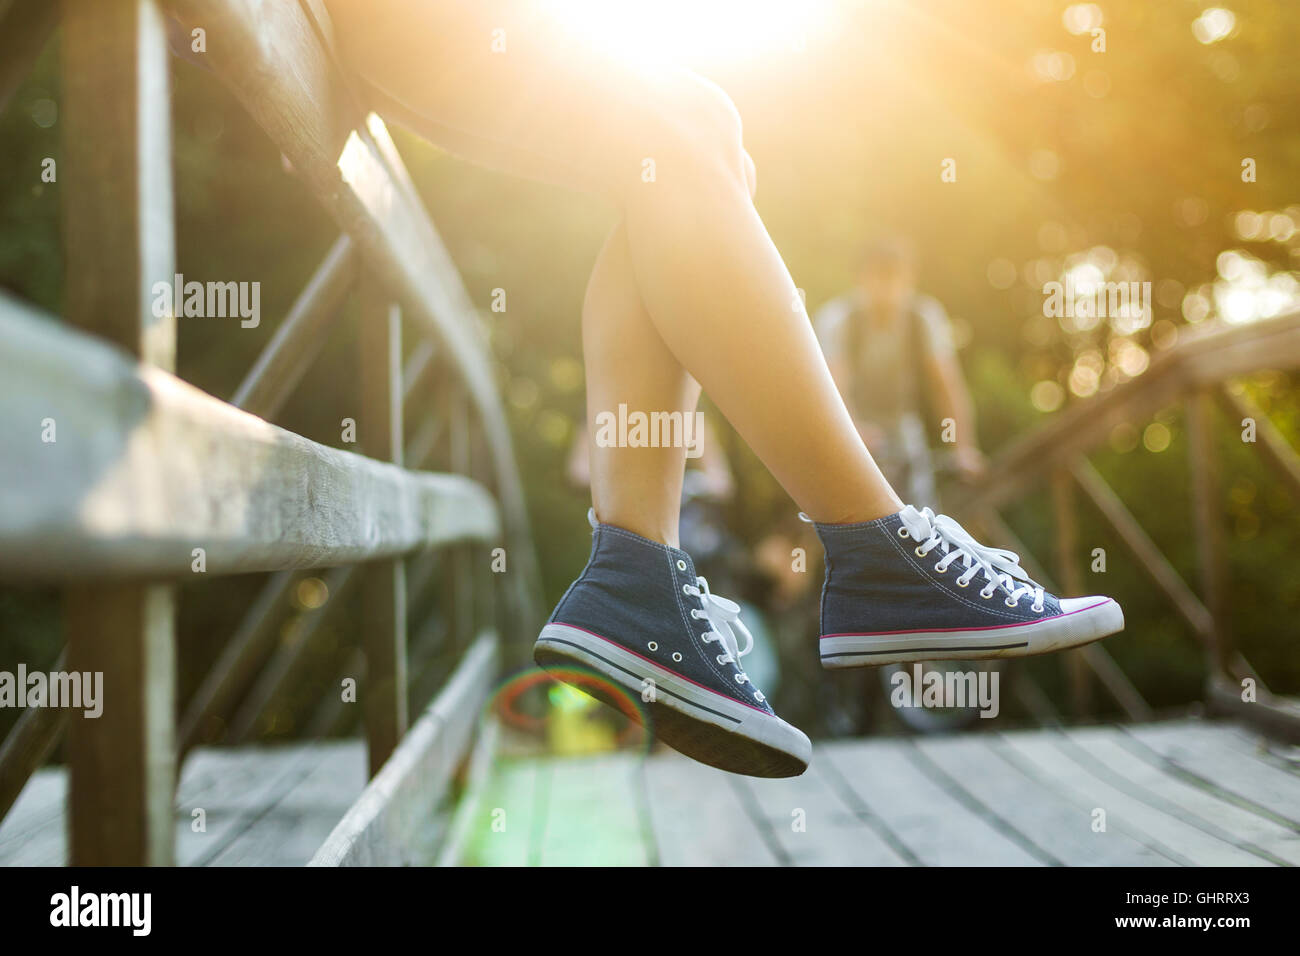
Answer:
[
  {"left": 815, "top": 237, "right": 985, "bottom": 506},
  {"left": 327, "top": 0, "right": 1123, "bottom": 778}
]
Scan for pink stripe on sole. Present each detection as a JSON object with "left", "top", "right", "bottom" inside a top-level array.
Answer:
[{"left": 819, "top": 599, "right": 1111, "bottom": 640}]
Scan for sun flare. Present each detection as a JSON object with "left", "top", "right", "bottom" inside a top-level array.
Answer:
[{"left": 548, "top": 0, "right": 838, "bottom": 65}]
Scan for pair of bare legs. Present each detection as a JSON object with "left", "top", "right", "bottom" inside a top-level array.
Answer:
[{"left": 327, "top": 0, "right": 903, "bottom": 546}]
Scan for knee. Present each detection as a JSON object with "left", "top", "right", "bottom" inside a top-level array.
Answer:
[{"left": 633, "top": 72, "right": 752, "bottom": 192}]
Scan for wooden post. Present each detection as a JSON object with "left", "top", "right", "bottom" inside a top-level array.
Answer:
[
  {"left": 470, "top": 424, "right": 497, "bottom": 634},
  {"left": 449, "top": 383, "right": 475, "bottom": 649},
  {"left": 1187, "top": 387, "right": 1233, "bottom": 678},
  {"left": 60, "top": 0, "right": 177, "bottom": 866},
  {"left": 1050, "top": 466, "right": 1091, "bottom": 717},
  {"left": 360, "top": 284, "right": 407, "bottom": 775}
]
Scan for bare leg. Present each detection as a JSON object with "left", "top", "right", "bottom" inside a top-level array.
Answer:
[
  {"left": 327, "top": 0, "right": 902, "bottom": 527},
  {"left": 584, "top": 223, "right": 700, "bottom": 545}
]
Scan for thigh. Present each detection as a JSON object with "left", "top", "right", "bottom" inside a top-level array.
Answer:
[{"left": 324, "top": 0, "right": 680, "bottom": 197}]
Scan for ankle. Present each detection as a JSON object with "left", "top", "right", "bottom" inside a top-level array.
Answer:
[
  {"left": 806, "top": 494, "right": 903, "bottom": 526},
  {"left": 592, "top": 508, "right": 681, "bottom": 549}
]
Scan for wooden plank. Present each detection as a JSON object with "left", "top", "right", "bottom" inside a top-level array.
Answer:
[
  {"left": 308, "top": 634, "right": 499, "bottom": 865},
  {"left": 1186, "top": 387, "right": 1233, "bottom": 675},
  {"left": 231, "top": 235, "right": 356, "bottom": 417},
  {"left": 360, "top": 286, "right": 407, "bottom": 774},
  {"left": 1124, "top": 721, "right": 1300, "bottom": 826},
  {"left": 1065, "top": 726, "right": 1300, "bottom": 864},
  {"left": 202, "top": 743, "right": 367, "bottom": 866},
  {"left": 739, "top": 760, "right": 909, "bottom": 866},
  {"left": 915, "top": 734, "right": 1173, "bottom": 866},
  {"left": 176, "top": 745, "right": 321, "bottom": 866},
  {"left": 60, "top": 0, "right": 178, "bottom": 867},
  {"left": 1205, "top": 674, "right": 1300, "bottom": 742},
  {"left": 464, "top": 759, "right": 547, "bottom": 867},
  {"left": 435, "top": 716, "right": 501, "bottom": 866},
  {"left": 165, "top": 0, "right": 543, "bottom": 630},
  {"left": 0, "top": 769, "right": 66, "bottom": 866},
  {"left": 996, "top": 729, "right": 1269, "bottom": 865},
  {"left": 641, "top": 751, "right": 781, "bottom": 866},
  {"left": 0, "top": 293, "right": 500, "bottom": 579},
  {"left": 820, "top": 738, "right": 1046, "bottom": 866},
  {"left": 1051, "top": 468, "right": 1092, "bottom": 716},
  {"left": 536, "top": 753, "right": 650, "bottom": 866},
  {"left": 0, "top": 742, "right": 366, "bottom": 866}
]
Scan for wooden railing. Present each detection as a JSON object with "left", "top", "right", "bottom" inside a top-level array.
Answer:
[
  {"left": 0, "top": 0, "right": 541, "bottom": 864},
  {"left": 952, "top": 307, "right": 1300, "bottom": 737}
]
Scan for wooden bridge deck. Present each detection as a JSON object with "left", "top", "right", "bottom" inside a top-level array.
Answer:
[
  {"left": 456, "top": 718, "right": 1300, "bottom": 867},
  {"left": 3, "top": 718, "right": 1297, "bottom": 866},
  {"left": 0, "top": 742, "right": 367, "bottom": 867}
]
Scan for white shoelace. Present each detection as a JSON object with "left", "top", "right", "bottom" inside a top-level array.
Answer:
[
  {"left": 682, "top": 576, "right": 764, "bottom": 700},
  {"left": 899, "top": 505, "right": 1046, "bottom": 612}
]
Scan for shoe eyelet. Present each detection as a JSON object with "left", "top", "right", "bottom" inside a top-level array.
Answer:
[
  {"left": 648, "top": 641, "right": 658, "bottom": 652},
  {"left": 716, "top": 654, "right": 726, "bottom": 664},
  {"left": 1032, "top": 604, "right": 1045, "bottom": 614},
  {"left": 676, "top": 559, "right": 687, "bottom": 571},
  {"left": 980, "top": 590, "right": 995, "bottom": 600},
  {"left": 682, "top": 584, "right": 691, "bottom": 595},
  {"left": 955, "top": 578, "right": 971, "bottom": 588},
  {"left": 1005, "top": 597, "right": 1019, "bottom": 608},
  {"left": 734, "top": 673, "right": 744, "bottom": 683},
  {"left": 898, "top": 528, "right": 909, "bottom": 539},
  {"left": 672, "top": 652, "right": 682, "bottom": 662},
  {"left": 933, "top": 562, "right": 946, "bottom": 574},
  {"left": 914, "top": 546, "right": 926, "bottom": 557}
]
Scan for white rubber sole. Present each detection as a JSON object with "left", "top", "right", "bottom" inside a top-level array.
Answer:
[
  {"left": 535, "top": 622, "right": 811, "bottom": 774},
  {"left": 820, "top": 596, "right": 1124, "bottom": 669}
]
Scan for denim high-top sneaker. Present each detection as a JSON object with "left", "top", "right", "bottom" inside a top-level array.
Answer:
[
  {"left": 535, "top": 511, "right": 811, "bottom": 778},
  {"left": 813, "top": 505, "right": 1124, "bottom": 668}
]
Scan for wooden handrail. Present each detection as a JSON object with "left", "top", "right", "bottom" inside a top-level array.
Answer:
[
  {"left": 0, "top": 293, "right": 500, "bottom": 578},
  {"left": 956, "top": 309, "right": 1300, "bottom": 515}
]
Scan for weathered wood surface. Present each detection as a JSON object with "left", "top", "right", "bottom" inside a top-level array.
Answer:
[
  {"left": 7, "top": 717, "right": 1297, "bottom": 867},
  {"left": 359, "top": 285, "right": 407, "bottom": 774},
  {"left": 0, "top": 292, "right": 499, "bottom": 579},
  {"left": 0, "top": 741, "right": 366, "bottom": 867},
  {"left": 60, "top": 0, "right": 178, "bottom": 868},
  {"left": 308, "top": 634, "right": 499, "bottom": 866},
  {"left": 455, "top": 718, "right": 1300, "bottom": 866}
]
